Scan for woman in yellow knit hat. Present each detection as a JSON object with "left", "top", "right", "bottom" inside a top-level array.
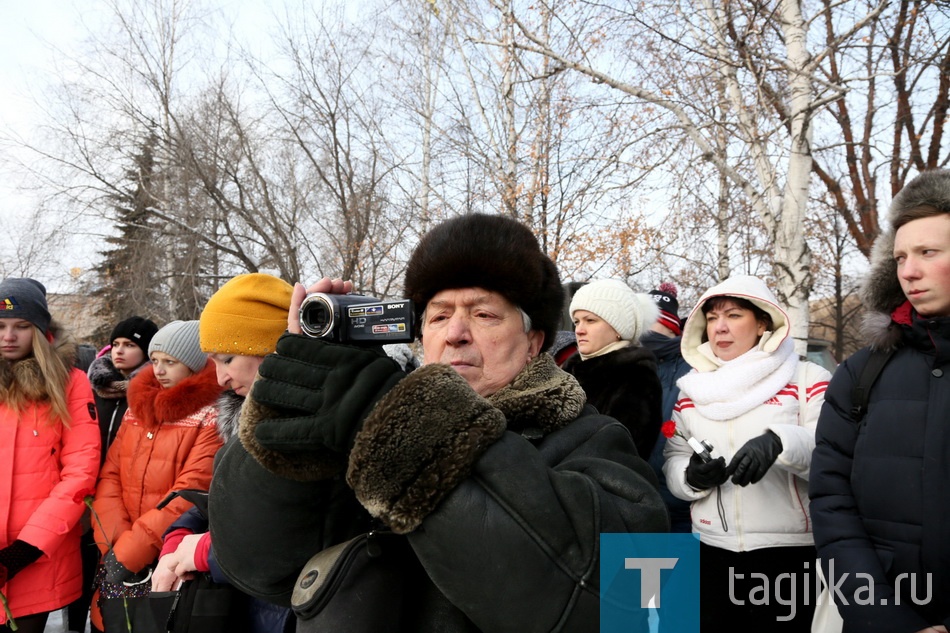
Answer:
[{"left": 151, "top": 273, "right": 294, "bottom": 633}]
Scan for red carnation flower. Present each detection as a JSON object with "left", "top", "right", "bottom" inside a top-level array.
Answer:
[{"left": 73, "top": 488, "right": 96, "bottom": 505}]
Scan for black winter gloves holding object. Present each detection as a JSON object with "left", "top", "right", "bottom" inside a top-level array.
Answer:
[
  {"left": 0, "top": 539, "right": 42, "bottom": 584},
  {"left": 240, "top": 333, "right": 406, "bottom": 481},
  {"left": 727, "top": 431, "right": 783, "bottom": 486},
  {"left": 684, "top": 431, "right": 784, "bottom": 490},
  {"left": 685, "top": 454, "right": 730, "bottom": 490}
]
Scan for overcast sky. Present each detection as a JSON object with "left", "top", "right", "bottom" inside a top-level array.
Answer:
[
  {"left": 0, "top": 1, "right": 276, "bottom": 287},
  {"left": 0, "top": 2, "right": 85, "bottom": 131}
]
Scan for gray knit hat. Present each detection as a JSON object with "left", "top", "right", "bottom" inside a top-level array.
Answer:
[
  {"left": 148, "top": 320, "right": 207, "bottom": 373},
  {"left": 0, "top": 278, "right": 52, "bottom": 334},
  {"left": 569, "top": 279, "right": 659, "bottom": 342}
]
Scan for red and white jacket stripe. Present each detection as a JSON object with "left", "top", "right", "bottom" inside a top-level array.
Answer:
[{"left": 663, "top": 361, "right": 831, "bottom": 552}]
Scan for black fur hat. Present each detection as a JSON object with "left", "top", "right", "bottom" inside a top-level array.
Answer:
[{"left": 405, "top": 214, "right": 564, "bottom": 352}]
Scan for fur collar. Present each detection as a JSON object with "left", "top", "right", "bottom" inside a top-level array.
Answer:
[
  {"left": 127, "top": 361, "right": 222, "bottom": 428},
  {"left": 215, "top": 390, "right": 245, "bottom": 444},
  {"left": 562, "top": 343, "right": 658, "bottom": 379},
  {"left": 487, "top": 353, "right": 587, "bottom": 435},
  {"left": 87, "top": 354, "right": 146, "bottom": 400},
  {"left": 346, "top": 354, "right": 587, "bottom": 533},
  {"left": 241, "top": 353, "right": 585, "bottom": 483},
  {"left": 0, "top": 336, "right": 75, "bottom": 404}
]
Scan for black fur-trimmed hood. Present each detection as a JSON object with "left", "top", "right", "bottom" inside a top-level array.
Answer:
[
  {"left": 862, "top": 170, "right": 950, "bottom": 350},
  {"left": 87, "top": 353, "right": 147, "bottom": 400}
]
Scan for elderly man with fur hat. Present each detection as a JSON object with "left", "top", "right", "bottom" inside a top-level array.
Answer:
[
  {"left": 811, "top": 170, "right": 950, "bottom": 633},
  {"left": 207, "top": 213, "right": 668, "bottom": 633}
]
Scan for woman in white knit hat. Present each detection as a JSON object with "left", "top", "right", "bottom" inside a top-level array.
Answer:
[
  {"left": 90, "top": 320, "right": 223, "bottom": 632},
  {"left": 562, "top": 278, "right": 664, "bottom": 458}
]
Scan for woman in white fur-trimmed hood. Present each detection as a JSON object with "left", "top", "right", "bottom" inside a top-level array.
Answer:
[{"left": 663, "top": 274, "right": 831, "bottom": 632}]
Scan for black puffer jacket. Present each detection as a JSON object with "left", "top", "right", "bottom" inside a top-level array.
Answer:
[
  {"left": 811, "top": 313, "right": 950, "bottom": 631},
  {"left": 209, "top": 346, "right": 668, "bottom": 633},
  {"left": 810, "top": 175, "right": 950, "bottom": 631},
  {"left": 562, "top": 344, "right": 663, "bottom": 458}
]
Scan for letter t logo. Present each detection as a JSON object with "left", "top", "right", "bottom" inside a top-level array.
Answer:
[{"left": 624, "top": 558, "right": 679, "bottom": 607}]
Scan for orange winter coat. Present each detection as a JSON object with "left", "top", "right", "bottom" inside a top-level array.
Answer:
[
  {"left": 92, "top": 360, "right": 222, "bottom": 572},
  {"left": 0, "top": 366, "right": 100, "bottom": 624}
]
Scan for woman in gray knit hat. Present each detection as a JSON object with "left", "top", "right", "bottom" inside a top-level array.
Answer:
[
  {"left": 811, "top": 169, "right": 950, "bottom": 632},
  {"left": 90, "top": 320, "right": 223, "bottom": 632}
]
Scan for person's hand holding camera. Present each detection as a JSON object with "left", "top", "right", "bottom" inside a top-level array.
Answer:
[
  {"left": 685, "top": 454, "right": 730, "bottom": 490},
  {"left": 240, "top": 278, "right": 407, "bottom": 480},
  {"left": 286, "top": 277, "right": 352, "bottom": 334}
]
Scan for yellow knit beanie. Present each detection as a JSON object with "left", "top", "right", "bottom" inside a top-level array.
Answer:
[{"left": 199, "top": 273, "right": 293, "bottom": 356}]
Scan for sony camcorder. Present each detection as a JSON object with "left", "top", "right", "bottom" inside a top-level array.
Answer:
[{"left": 298, "top": 293, "right": 415, "bottom": 345}]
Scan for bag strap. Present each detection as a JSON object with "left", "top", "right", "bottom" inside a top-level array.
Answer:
[
  {"left": 157, "top": 489, "right": 210, "bottom": 518},
  {"left": 849, "top": 348, "right": 897, "bottom": 424}
]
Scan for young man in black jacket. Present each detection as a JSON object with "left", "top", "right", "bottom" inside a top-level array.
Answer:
[{"left": 811, "top": 170, "right": 950, "bottom": 633}]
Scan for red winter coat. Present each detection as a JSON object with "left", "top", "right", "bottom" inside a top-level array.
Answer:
[
  {"left": 0, "top": 366, "right": 100, "bottom": 624},
  {"left": 92, "top": 360, "right": 222, "bottom": 570}
]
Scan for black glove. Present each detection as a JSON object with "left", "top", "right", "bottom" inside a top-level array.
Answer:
[
  {"left": 247, "top": 333, "right": 406, "bottom": 462},
  {"left": 685, "top": 454, "right": 730, "bottom": 490},
  {"left": 0, "top": 539, "right": 41, "bottom": 583},
  {"left": 102, "top": 549, "right": 134, "bottom": 584},
  {"left": 727, "top": 431, "right": 783, "bottom": 486}
]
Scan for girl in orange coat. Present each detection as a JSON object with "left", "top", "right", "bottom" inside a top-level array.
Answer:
[
  {"left": 0, "top": 278, "right": 100, "bottom": 633},
  {"left": 91, "top": 320, "right": 222, "bottom": 632}
]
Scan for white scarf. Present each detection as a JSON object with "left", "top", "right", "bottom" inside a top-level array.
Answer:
[{"left": 676, "top": 335, "right": 798, "bottom": 420}]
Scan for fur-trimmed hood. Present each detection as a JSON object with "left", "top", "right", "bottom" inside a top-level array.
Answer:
[
  {"left": 861, "top": 169, "right": 950, "bottom": 349},
  {"left": 681, "top": 275, "right": 790, "bottom": 372},
  {"left": 127, "top": 359, "right": 222, "bottom": 428}
]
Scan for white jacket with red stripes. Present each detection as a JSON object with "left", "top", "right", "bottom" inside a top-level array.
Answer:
[{"left": 662, "top": 275, "right": 831, "bottom": 552}]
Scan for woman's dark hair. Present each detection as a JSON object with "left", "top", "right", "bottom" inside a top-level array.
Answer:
[{"left": 700, "top": 296, "right": 773, "bottom": 343}]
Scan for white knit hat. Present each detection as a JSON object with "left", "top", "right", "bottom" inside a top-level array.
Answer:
[
  {"left": 148, "top": 320, "right": 207, "bottom": 373},
  {"left": 569, "top": 279, "right": 659, "bottom": 341}
]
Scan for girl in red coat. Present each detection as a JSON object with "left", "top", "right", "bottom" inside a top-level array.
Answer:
[
  {"left": 91, "top": 319, "right": 222, "bottom": 632},
  {"left": 0, "top": 278, "right": 100, "bottom": 633}
]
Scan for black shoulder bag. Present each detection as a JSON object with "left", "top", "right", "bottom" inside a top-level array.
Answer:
[{"left": 291, "top": 530, "right": 419, "bottom": 632}]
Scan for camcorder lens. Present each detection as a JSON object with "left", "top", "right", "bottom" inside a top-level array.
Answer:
[{"left": 300, "top": 296, "right": 333, "bottom": 338}]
